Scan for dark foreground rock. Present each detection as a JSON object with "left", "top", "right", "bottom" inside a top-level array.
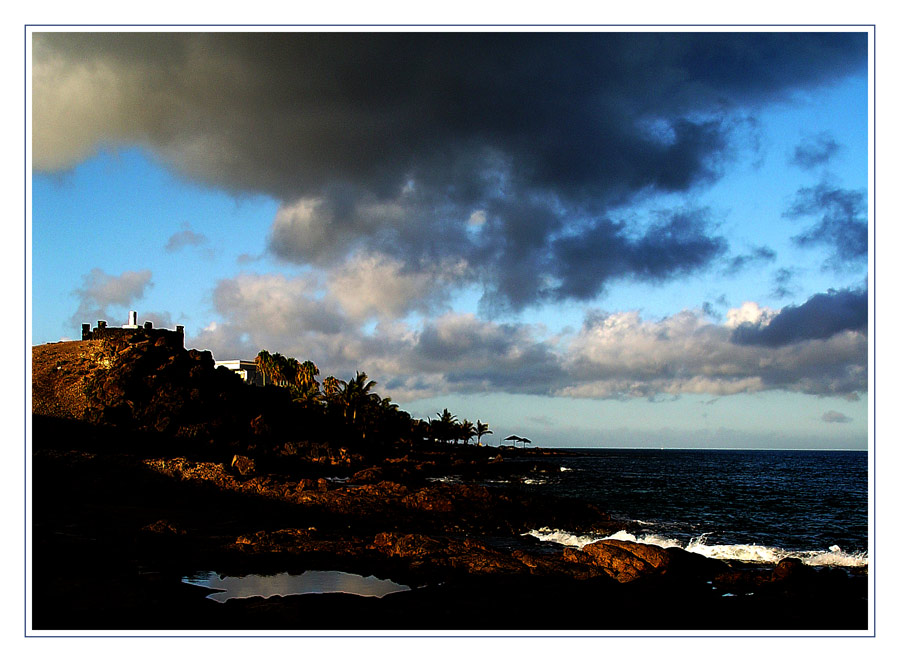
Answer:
[{"left": 31, "top": 424, "right": 868, "bottom": 631}]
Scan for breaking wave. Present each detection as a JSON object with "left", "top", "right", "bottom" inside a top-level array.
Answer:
[{"left": 523, "top": 527, "right": 868, "bottom": 568}]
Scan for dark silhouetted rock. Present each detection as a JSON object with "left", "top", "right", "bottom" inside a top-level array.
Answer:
[
  {"left": 231, "top": 454, "right": 256, "bottom": 477},
  {"left": 771, "top": 557, "right": 816, "bottom": 584}
]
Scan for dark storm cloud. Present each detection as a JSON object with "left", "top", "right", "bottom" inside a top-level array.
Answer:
[
  {"left": 35, "top": 31, "right": 867, "bottom": 308},
  {"left": 784, "top": 182, "right": 868, "bottom": 267},
  {"left": 790, "top": 133, "right": 841, "bottom": 169},
  {"left": 549, "top": 208, "right": 727, "bottom": 303},
  {"left": 730, "top": 287, "right": 867, "bottom": 347},
  {"left": 34, "top": 31, "right": 868, "bottom": 196}
]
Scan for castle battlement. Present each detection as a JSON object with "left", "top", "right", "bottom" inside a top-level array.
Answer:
[{"left": 81, "top": 311, "right": 184, "bottom": 347}]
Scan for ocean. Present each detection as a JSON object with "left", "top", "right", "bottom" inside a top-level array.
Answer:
[{"left": 502, "top": 448, "right": 869, "bottom": 569}]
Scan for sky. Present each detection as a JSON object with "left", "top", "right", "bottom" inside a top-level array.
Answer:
[{"left": 29, "top": 29, "right": 871, "bottom": 449}]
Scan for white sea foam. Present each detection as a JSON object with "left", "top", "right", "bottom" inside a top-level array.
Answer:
[
  {"left": 523, "top": 527, "right": 868, "bottom": 568},
  {"left": 685, "top": 540, "right": 868, "bottom": 567},
  {"left": 603, "top": 529, "right": 685, "bottom": 549},
  {"left": 795, "top": 546, "right": 869, "bottom": 568},
  {"left": 523, "top": 478, "right": 548, "bottom": 485},
  {"left": 524, "top": 527, "right": 605, "bottom": 548},
  {"left": 686, "top": 541, "right": 787, "bottom": 564}
]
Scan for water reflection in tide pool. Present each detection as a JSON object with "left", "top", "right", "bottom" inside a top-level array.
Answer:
[{"left": 182, "top": 570, "right": 411, "bottom": 603}]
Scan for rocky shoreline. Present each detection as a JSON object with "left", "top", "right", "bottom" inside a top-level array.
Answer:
[{"left": 31, "top": 339, "right": 868, "bottom": 631}]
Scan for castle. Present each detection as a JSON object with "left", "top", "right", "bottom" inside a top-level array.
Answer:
[
  {"left": 81, "top": 311, "right": 185, "bottom": 348},
  {"left": 81, "top": 311, "right": 264, "bottom": 384}
]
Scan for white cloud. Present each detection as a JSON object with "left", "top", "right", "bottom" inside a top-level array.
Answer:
[
  {"left": 725, "top": 301, "right": 776, "bottom": 328},
  {"left": 564, "top": 306, "right": 866, "bottom": 399},
  {"left": 188, "top": 275, "right": 867, "bottom": 403},
  {"left": 71, "top": 268, "right": 153, "bottom": 327},
  {"left": 326, "top": 252, "right": 465, "bottom": 322}
]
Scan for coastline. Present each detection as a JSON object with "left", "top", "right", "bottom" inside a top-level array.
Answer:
[
  {"left": 32, "top": 415, "right": 868, "bottom": 632},
  {"left": 30, "top": 339, "right": 869, "bottom": 632}
]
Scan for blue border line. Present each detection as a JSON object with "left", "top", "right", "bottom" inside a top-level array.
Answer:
[{"left": 871, "top": 23, "right": 876, "bottom": 639}]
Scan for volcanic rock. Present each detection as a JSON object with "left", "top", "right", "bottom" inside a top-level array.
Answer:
[
  {"left": 563, "top": 539, "right": 729, "bottom": 583},
  {"left": 231, "top": 454, "right": 257, "bottom": 477}
]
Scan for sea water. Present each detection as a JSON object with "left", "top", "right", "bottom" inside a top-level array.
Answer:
[{"left": 509, "top": 449, "right": 868, "bottom": 568}]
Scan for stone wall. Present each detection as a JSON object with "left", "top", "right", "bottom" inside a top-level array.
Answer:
[{"left": 82, "top": 321, "right": 184, "bottom": 348}]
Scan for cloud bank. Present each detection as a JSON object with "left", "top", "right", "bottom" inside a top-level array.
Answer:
[
  {"left": 34, "top": 32, "right": 868, "bottom": 312},
  {"left": 189, "top": 277, "right": 867, "bottom": 402}
]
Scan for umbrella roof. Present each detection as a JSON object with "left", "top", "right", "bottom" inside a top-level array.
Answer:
[{"left": 504, "top": 435, "right": 532, "bottom": 443}]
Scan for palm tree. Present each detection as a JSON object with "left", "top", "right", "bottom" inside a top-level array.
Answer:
[
  {"left": 379, "top": 396, "right": 399, "bottom": 414},
  {"left": 342, "top": 371, "right": 378, "bottom": 427},
  {"left": 323, "top": 375, "right": 343, "bottom": 400},
  {"left": 290, "top": 359, "right": 320, "bottom": 401},
  {"left": 459, "top": 419, "right": 476, "bottom": 445},
  {"left": 255, "top": 350, "right": 274, "bottom": 386},
  {"left": 284, "top": 356, "right": 301, "bottom": 387},
  {"left": 435, "top": 408, "right": 458, "bottom": 444},
  {"left": 475, "top": 420, "right": 493, "bottom": 446},
  {"left": 299, "top": 360, "right": 320, "bottom": 390},
  {"left": 268, "top": 352, "right": 286, "bottom": 385}
]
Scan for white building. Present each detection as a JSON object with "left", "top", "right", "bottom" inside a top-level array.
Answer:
[{"left": 214, "top": 359, "right": 263, "bottom": 385}]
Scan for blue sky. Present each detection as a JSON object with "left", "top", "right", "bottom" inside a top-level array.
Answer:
[{"left": 30, "top": 30, "right": 871, "bottom": 449}]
